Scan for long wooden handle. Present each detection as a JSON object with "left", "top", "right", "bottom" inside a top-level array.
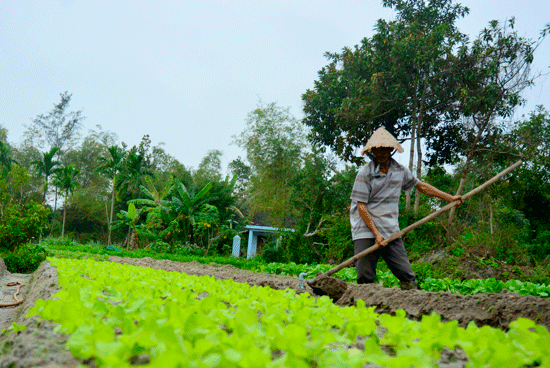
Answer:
[{"left": 309, "top": 160, "right": 523, "bottom": 283}]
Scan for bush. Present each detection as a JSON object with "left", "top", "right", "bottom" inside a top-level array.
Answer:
[
  {"left": 148, "top": 241, "right": 174, "bottom": 253},
  {"left": 527, "top": 230, "right": 550, "bottom": 259},
  {"left": 321, "top": 215, "right": 354, "bottom": 264},
  {"left": 260, "top": 241, "right": 286, "bottom": 263},
  {"left": 0, "top": 202, "right": 49, "bottom": 251},
  {"left": 2, "top": 243, "right": 50, "bottom": 273},
  {"left": 279, "top": 231, "right": 319, "bottom": 264}
]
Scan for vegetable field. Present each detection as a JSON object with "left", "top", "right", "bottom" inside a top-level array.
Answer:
[{"left": 2, "top": 256, "right": 550, "bottom": 367}]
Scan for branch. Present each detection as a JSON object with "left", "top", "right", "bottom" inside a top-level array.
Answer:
[
  {"left": 304, "top": 217, "right": 327, "bottom": 238},
  {"left": 472, "top": 148, "right": 524, "bottom": 158}
]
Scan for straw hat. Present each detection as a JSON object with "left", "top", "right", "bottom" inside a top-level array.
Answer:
[{"left": 361, "top": 127, "right": 404, "bottom": 155}]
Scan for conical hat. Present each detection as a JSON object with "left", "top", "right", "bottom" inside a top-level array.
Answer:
[{"left": 361, "top": 127, "right": 404, "bottom": 154}]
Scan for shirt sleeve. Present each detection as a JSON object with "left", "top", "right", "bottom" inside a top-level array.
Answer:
[
  {"left": 401, "top": 167, "right": 419, "bottom": 191},
  {"left": 350, "top": 166, "right": 371, "bottom": 203}
]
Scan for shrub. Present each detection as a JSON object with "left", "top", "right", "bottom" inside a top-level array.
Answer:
[
  {"left": 280, "top": 230, "right": 319, "bottom": 264},
  {"left": 0, "top": 202, "right": 49, "bottom": 252},
  {"left": 148, "top": 241, "right": 174, "bottom": 253},
  {"left": 260, "top": 241, "right": 286, "bottom": 263},
  {"left": 527, "top": 230, "right": 550, "bottom": 259},
  {"left": 1, "top": 243, "right": 50, "bottom": 273},
  {"left": 321, "top": 215, "right": 354, "bottom": 264}
]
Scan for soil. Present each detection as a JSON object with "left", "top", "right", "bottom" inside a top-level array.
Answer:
[{"left": 1, "top": 255, "right": 550, "bottom": 367}]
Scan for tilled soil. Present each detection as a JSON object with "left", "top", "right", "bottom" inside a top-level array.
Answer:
[{"left": 1, "top": 256, "right": 549, "bottom": 367}]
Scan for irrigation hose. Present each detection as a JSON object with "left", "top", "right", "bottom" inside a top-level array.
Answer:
[{"left": 0, "top": 282, "right": 24, "bottom": 307}]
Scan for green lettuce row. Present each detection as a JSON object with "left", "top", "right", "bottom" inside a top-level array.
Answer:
[
  {"left": 28, "top": 257, "right": 550, "bottom": 367},
  {"left": 421, "top": 277, "right": 550, "bottom": 298},
  {"left": 43, "top": 241, "right": 550, "bottom": 298}
]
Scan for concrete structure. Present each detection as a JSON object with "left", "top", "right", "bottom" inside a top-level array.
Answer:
[
  {"left": 232, "top": 235, "right": 241, "bottom": 257},
  {"left": 245, "top": 225, "right": 294, "bottom": 259}
]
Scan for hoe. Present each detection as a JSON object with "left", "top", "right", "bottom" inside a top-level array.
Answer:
[{"left": 301, "top": 160, "right": 523, "bottom": 300}]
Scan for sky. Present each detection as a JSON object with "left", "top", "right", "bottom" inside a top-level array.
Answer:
[{"left": 1, "top": 0, "right": 549, "bottom": 174}]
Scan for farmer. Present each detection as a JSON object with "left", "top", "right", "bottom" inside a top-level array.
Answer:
[{"left": 350, "top": 127, "right": 463, "bottom": 290}]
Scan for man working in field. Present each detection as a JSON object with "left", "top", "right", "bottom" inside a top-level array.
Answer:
[{"left": 350, "top": 127, "right": 463, "bottom": 290}]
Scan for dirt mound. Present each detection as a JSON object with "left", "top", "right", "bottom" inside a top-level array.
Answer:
[
  {"left": 337, "top": 283, "right": 550, "bottom": 331},
  {"left": 307, "top": 276, "right": 348, "bottom": 301},
  {"left": 0, "top": 260, "right": 82, "bottom": 367}
]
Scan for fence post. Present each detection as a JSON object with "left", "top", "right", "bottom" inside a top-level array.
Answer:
[{"left": 232, "top": 235, "right": 241, "bottom": 258}]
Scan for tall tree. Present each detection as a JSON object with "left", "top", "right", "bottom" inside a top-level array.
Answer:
[
  {"left": 0, "top": 141, "right": 15, "bottom": 178},
  {"left": 233, "top": 101, "right": 305, "bottom": 227},
  {"left": 32, "top": 146, "right": 61, "bottom": 203},
  {"left": 56, "top": 164, "right": 81, "bottom": 238},
  {"left": 302, "top": 0, "right": 469, "bottom": 213},
  {"left": 446, "top": 18, "right": 549, "bottom": 225},
  {"left": 96, "top": 145, "right": 127, "bottom": 245},
  {"left": 228, "top": 156, "right": 251, "bottom": 205},
  {"left": 194, "top": 149, "right": 223, "bottom": 186},
  {"left": 23, "top": 92, "right": 85, "bottom": 152},
  {"left": 115, "top": 136, "right": 154, "bottom": 203}
]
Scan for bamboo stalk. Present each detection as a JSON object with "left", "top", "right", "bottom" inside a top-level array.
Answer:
[{"left": 308, "top": 160, "right": 523, "bottom": 283}]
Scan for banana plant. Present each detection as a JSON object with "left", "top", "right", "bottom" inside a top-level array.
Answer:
[
  {"left": 111, "top": 202, "right": 142, "bottom": 249},
  {"left": 167, "top": 178, "right": 213, "bottom": 242},
  {"left": 127, "top": 176, "right": 177, "bottom": 243}
]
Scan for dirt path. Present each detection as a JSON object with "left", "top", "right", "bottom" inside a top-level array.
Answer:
[{"left": 1, "top": 256, "right": 549, "bottom": 367}]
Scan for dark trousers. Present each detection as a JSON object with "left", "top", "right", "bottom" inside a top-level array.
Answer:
[{"left": 354, "top": 238, "right": 416, "bottom": 284}]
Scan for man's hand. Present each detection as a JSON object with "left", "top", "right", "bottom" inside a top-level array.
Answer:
[
  {"left": 415, "top": 182, "right": 465, "bottom": 206},
  {"left": 450, "top": 195, "right": 464, "bottom": 206},
  {"left": 375, "top": 233, "right": 387, "bottom": 247}
]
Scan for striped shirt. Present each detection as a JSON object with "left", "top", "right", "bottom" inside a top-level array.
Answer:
[{"left": 350, "top": 158, "right": 418, "bottom": 240}]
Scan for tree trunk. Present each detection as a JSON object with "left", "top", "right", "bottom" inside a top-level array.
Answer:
[
  {"left": 50, "top": 187, "right": 58, "bottom": 236},
  {"left": 413, "top": 75, "right": 429, "bottom": 215},
  {"left": 129, "top": 228, "right": 140, "bottom": 250},
  {"left": 489, "top": 199, "right": 494, "bottom": 235},
  {"left": 448, "top": 111, "right": 494, "bottom": 226},
  {"left": 406, "top": 119, "right": 416, "bottom": 212},
  {"left": 108, "top": 183, "right": 115, "bottom": 245},
  {"left": 413, "top": 129, "right": 423, "bottom": 214},
  {"left": 62, "top": 191, "right": 67, "bottom": 238}
]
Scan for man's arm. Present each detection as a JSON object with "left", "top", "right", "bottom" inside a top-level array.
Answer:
[
  {"left": 415, "top": 181, "right": 464, "bottom": 205},
  {"left": 357, "top": 201, "right": 387, "bottom": 246}
]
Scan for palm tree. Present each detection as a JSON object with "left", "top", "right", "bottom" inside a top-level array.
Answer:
[
  {"left": 115, "top": 150, "right": 153, "bottom": 202},
  {"left": 57, "top": 164, "right": 80, "bottom": 238},
  {"left": 96, "top": 145, "right": 127, "bottom": 245},
  {"left": 0, "top": 141, "right": 15, "bottom": 178},
  {"left": 32, "top": 147, "right": 61, "bottom": 203}
]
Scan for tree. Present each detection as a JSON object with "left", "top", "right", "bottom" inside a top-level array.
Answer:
[
  {"left": 168, "top": 178, "right": 213, "bottom": 243},
  {"left": 228, "top": 157, "right": 251, "bottom": 196},
  {"left": 194, "top": 150, "right": 223, "bottom": 186},
  {"left": 96, "top": 145, "right": 127, "bottom": 244},
  {"left": 32, "top": 146, "right": 61, "bottom": 203},
  {"left": 23, "top": 92, "right": 84, "bottom": 152},
  {"left": 446, "top": 18, "right": 549, "bottom": 225},
  {"left": 115, "top": 136, "right": 154, "bottom": 203},
  {"left": 233, "top": 101, "right": 306, "bottom": 228},
  {"left": 111, "top": 202, "right": 141, "bottom": 250},
  {"left": 302, "top": 0, "right": 470, "bottom": 213},
  {"left": 289, "top": 146, "right": 336, "bottom": 258},
  {"left": 0, "top": 141, "right": 16, "bottom": 179},
  {"left": 56, "top": 164, "right": 81, "bottom": 238},
  {"left": 485, "top": 106, "right": 550, "bottom": 234}
]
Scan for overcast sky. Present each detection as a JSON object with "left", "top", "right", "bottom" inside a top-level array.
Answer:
[{"left": 1, "top": 1, "right": 549, "bottom": 173}]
